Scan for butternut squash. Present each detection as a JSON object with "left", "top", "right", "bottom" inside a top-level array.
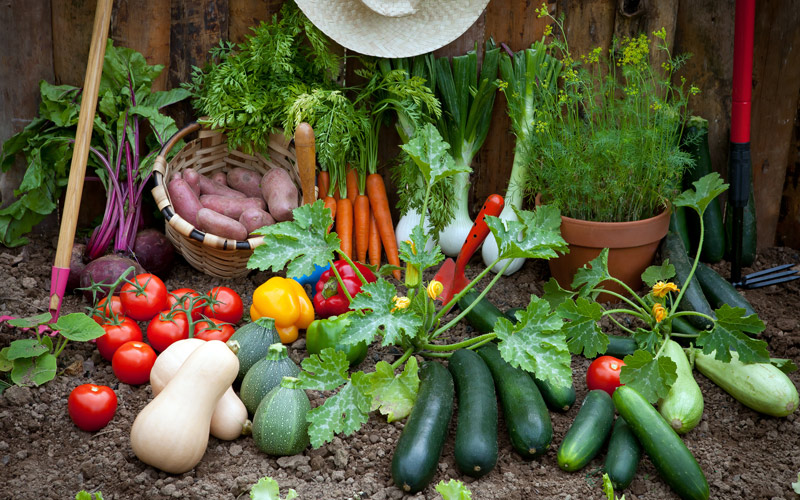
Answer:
[
  {"left": 130, "top": 340, "right": 239, "bottom": 474},
  {"left": 150, "top": 338, "right": 250, "bottom": 440}
]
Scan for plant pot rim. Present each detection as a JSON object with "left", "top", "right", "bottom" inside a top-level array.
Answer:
[{"left": 558, "top": 203, "right": 672, "bottom": 249}]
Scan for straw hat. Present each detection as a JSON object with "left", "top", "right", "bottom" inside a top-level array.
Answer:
[{"left": 294, "top": 0, "right": 491, "bottom": 58}]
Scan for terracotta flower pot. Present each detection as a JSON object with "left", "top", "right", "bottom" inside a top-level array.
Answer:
[{"left": 548, "top": 206, "right": 671, "bottom": 302}]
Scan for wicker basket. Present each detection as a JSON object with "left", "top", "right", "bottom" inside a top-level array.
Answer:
[{"left": 151, "top": 122, "right": 302, "bottom": 279}]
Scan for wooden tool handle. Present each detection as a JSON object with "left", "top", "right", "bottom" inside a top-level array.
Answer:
[{"left": 294, "top": 122, "right": 317, "bottom": 205}]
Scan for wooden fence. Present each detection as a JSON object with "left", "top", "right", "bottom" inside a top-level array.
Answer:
[{"left": 2, "top": 0, "right": 799, "bottom": 249}]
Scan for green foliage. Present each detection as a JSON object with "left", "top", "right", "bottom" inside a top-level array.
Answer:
[
  {"left": 75, "top": 491, "right": 104, "bottom": 500},
  {"left": 435, "top": 479, "right": 472, "bottom": 500},
  {"left": 249, "top": 476, "right": 297, "bottom": 500}
]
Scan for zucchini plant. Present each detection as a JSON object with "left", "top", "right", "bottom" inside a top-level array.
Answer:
[{"left": 246, "top": 123, "right": 573, "bottom": 447}]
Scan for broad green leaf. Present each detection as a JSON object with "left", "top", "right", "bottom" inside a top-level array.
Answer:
[
  {"left": 674, "top": 172, "right": 728, "bottom": 216},
  {"left": 249, "top": 476, "right": 297, "bottom": 500},
  {"left": 401, "top": 123, "right": 467, "bottom": 186},
  {"left": 298, "top": 348, "right": 350, "bottom": 391},
  {"left": 55, "top": 313, "right": 106, "bottom": 342},
  {"left": 571, "top": 248, "right": 611, "bottom": 295},
  {"left": 344, "top": 280, "right": 423, "bottom": 347},
  {"left": 485, "top": 205, "right": 568, "bottom": 261},
  {"left": 633, "top": 328, "right": 660, "bottom": 353},
  {"left": 11, "top": 352, "right": 57, "bottom": 386},
  {"left": 75, "top": 491, "right": 104, "bottom": 500},
  {"left": 141, "top": 87, "right": 192, "bottom": 110},
  {"left": 713, "top": 304, "right": 766, "bottom": 335},
  {"left": 7, "top": 312, "right": 52, "bottom": 329},
  {"left": 620, "top": 350, "right": 677, "bottom": 403},
  {"left": 435, "top": 479, "right": 472, "bottom": 500},
  {"left": 306, "top": 375, "right": 371, "bottom": 448},
  {"left": 0, "top": 348, "right": 13, "bottom": 371},
  {"left": 398, "top": 224, "right": 444, "bottom": 272},
  {"left": 495, "top": 296, "right": 572, "bottom": 389},
  {"left": 541, "top": 278, "right": 575, "bottom": 311},
  {"left": 641, "top": 260, "right": 676, "bottom": 287},
  {"left": 696, "top": 305, "right": 769, "bottom": 363},
  {"left": 7, "top": 339, "right": 49, "bottom": 360},
  {"left": 362, "top": 357, "right": 420, "bottom": 422},
  {"left": 770, "top": 357, "right": 798, "bottom": 374},
  {"left": 249, "top": 201, "right": 341, "bottom": 278},
  {"left": 557, "top": 298, "right": 606, "bottom": 357},
  {"left": 792, "top": 473, "right": 800, "bottom": 494}
]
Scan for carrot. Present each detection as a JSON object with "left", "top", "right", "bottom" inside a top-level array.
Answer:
[
  {"left": 366, "top": 173, "right": 401, "bottom": 280},
  {"left": 318, "top": 170, "right": 330, "bottom": 200},
  {"left": 354, "top": 194, "right": 370, "bottom": 263},
  {"left": 346, "top": 166, "right": 358, "bottom": 205},
  {"left": 368, "top": 211, "right": 382, "bottom": 268},
  {"left": 336, "top": 197, "right": 353, "bottom": 258},
  {"left": 323, "top": 196, "right": 337, "bottom": 233}
]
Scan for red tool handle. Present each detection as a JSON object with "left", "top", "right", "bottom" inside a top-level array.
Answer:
[{"left": 454, "top": 194, "right": 505, "bottom": 273}]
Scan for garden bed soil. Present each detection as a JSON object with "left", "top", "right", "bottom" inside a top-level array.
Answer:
[{"left": 1, "top": 234, "right": 799, "bottom": 500}]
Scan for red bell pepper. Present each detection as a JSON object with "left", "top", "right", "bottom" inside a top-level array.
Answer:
[{"left": 313, "top": 260, "right": 377, "bottom": 318}]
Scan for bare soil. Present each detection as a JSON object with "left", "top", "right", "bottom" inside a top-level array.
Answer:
[{"left": 1, "top": 234, "right": 799, "bottom": 500}]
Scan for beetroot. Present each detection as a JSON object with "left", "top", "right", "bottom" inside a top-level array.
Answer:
[
  {"left": 133, "top": 228, "right": 175, "bottom": 277},
  {"left": 79, "top": 254, "right": 145, "bottom": 301},
  {"left": 67, "top": 243, "right": 87, "bottom": 292}
]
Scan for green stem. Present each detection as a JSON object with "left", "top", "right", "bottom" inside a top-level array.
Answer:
[
  {"left": 670, "top": 331, "right": 699, "bottom": 338},
  {"left": 391, "top": 347, "right": 415, "bottom": 370},
  {"left": 671, "top": 310, "right": 715, "bottom": 323},
  {"left": 336, "top": 251, "right": 371, "bottom": 288},
  {"left": 421, "top": 333, "right": 496, "bottom": 352},
  {"left": 602, "top": 308, "right": 649, "bottom": 323},
  {"left": 607, "top": 314, "right": 636, "bottom": 336},
  {"left": 601, "top": 276, "right": 649, "bottom": 309},
  {"left": 53, "top": 337, "right": 69, "bottom": 358},
  {"left": 328, "top": 261, "right": 354, "bottom": 303},
  {"left": 420, "top": 351, "right": 454, "bottom": 358}
]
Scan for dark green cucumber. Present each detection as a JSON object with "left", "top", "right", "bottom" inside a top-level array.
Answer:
[
  {"left": 682, "top": 116, "right": 725, "bottom": 263},
  {"left": 605, "top": 334, "right": 637, "bottom": 358},
  {"left": 662, "top": 232, "right": 714, "bottom": 330},
  {"left": 458, "top": 290, "right": 505, "bottom": 334},
  {"left": 391, "top": 361, "right": 454, "bottom": 494},
  {"left": 613, "top": 386, "right": 709, "bottom": 500},
  {"left": 724, "top": 182, "right": 757, "bottom": 268},
  {"left": 604, "top": 417, "right": 642, "bottom": 490},
  {"left": 448, "top": 349, "right": 498, "bottom": 478},
  {"left": 533, "top": 375, "right": 576, "bottom": 412},
  {"left": 694, "top": 262, "right": 756, "bottom": 317},
  {"left": 478, "top": 343, "right": 552, "bottom": 459},
  {"left": 670, "top": 206, "right": 691, "bottom": 253},
  {"left": 556, "top": 390, "right": 615, "bottom": 472},
  {"left": 504, "top": 307, "right": 524, "bottom": 322}
]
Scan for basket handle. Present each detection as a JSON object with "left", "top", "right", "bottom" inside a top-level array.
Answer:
[{"left": 159, "top": 121, "right": 203, "bottom": 157}]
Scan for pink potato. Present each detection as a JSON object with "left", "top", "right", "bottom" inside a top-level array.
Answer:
[
  {"left": 181, "top": 167, "right": 201, "bottom": 196},
  {"left": 239, "top": 207, "right": 275, "bottom": 234},
  {"left": 197, "top": 173, "right": 246, "bottom": 198},
  {"left": 167, "top": 177, "right": 203, "bottom": 227},
  {"left": 199, "top": 194, "right": 266, "bottom": 220},
  {"left": 226, "top": 167, "right": 264, "bottom": 199},
  {"left": 260, "top": 168, "right": 299, "bottom": 222},
  {"left": 196, "top": 208, "right": 248, "bottom": 241},
  {"left": 210, "top": 171, "right": 228, "bottom": 186}
]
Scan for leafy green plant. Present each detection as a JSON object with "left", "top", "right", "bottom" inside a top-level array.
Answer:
[
  {"left": 435, "top": 479, "right": 472, "bottom": 500},
  {"left": 602, "top": 473, "right": 625, "bottom": 500},
  {"left": 247, "top": 123, "right": 571, "bottom": 447},
  {"left": 792, "top": 472, "right": 800, "bottom": 494},
  {"left": 526, "top": 6, "right": 698, "bottom": 222},
  {"left": 0, "top": 313, "right": 104, "bottom": 386},
  {"left": 75, "top": 490, "right": 104, "bottom": 500},
  {"left": 248, "top": 476, "right": 297, "bottom": 500}
]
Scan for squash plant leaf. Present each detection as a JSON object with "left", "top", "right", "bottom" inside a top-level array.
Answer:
[
  {"left": 0, "top": 348, "right": 12, "bottom": 372},
  {"left": 7, "top": 312, "right": 52, "bottom": 329},
  {"left": 696, "top": 305, "right": 769, "bottom": 363},
  {"left": 249, "top": 476, "right": 298, "bottom": 500},
  {"left": 620, "top": 350, "right": 677, "bottom": 403},
  {"left": 641, "top": 260, "right": 676, "bottom": 288},
  {"left": 398, "top": 224, "right": 444, "bottom": 273},
  {"left": 362, "top": 357, "right": 420, "bottom": 423},
  {"left": 541, "top": 278, "right": 575, "bottom": 311},
  {"left": 305, "top": 375, "right": 371, "bottom": 448},
  {"left": 6, "top": 339, "right": 49, "bottom": 360},
  {"left": 298, "top": 348, "right": 350, "bottom": 391},
  {"left": 401, "top": 122, "right": 468, "bottom": 186},
  {"left": 495, "top": 295, "right": 572, "bottom": 389},
  {"left": 344, "top": 280, "right": 424, "bottom": 347},
  {"left": 674, "top": 172, "right": 728, "bottom": 216},
  {"left": 485, "top": 205, "right": 568, "bottom": 262},
  {"left": 56, "top": 313, "right": 105, "bottom": 342},
  {"left": 571, "top": 248, "right": 611, "bottom": 297},
  {"left": 633, "top": 327, "right": 660, "bottom": 353},
  {"left": 10, "top": 352, "right": 57, "bottom": 387},
  {"left": 249, "top": 200, "right": 341, "bottom": 278},
  {"left": 770, "top": 357, "right": 798, "bottom": 374},
  {"left": 435, "top": 479, "right": 472, "bottom": 500},
  {"left": 557, "top": 297, "right": 607, "bottom": 357}
]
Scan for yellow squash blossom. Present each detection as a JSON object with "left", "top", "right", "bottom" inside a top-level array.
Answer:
[
  {"left": 427, "top": 280, "right": 443, "bottom": 300},
  {"left": 392, "top": 296, "right": 411, "bottom": 312},
  {"left": 652, "top": 303, "right": 667, "bottom": 323},
  {"left": 652, "top": 281, "right": 680, "bottom": 298},
  {"left": 404, "top": 240, "right": 420, "bottom": 288}
]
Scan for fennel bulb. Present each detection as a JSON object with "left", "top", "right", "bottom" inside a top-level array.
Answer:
[
  {"left": 395, "top": 207, "right": 436, "bottom": 251},
  {"left": 437, "top": 172, "right": 473, "bottom": 256}
]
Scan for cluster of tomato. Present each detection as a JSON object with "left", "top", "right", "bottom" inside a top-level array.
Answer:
[{"left": 68, "top": 273, "right": 244, "bottom": 432}]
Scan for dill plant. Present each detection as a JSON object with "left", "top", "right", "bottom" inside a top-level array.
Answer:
[{"left": 526, "top": 7, "right": 700, "bottom": 222}]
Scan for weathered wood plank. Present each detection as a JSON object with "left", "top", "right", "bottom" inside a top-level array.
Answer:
[
  {"left": 613, "top": 0, "right": 679, "bottom": 72},
  {"left": 52, "top": 0, "right": 96, "bottom": 87},
  {"left": 111, "top": 0, "right": 172, "bottom": 91},
  {"left": 229, "top": 0, "right": 283, "bottom": 43}
]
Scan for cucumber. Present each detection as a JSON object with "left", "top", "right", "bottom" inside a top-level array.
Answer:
[
  {"left": 227, "top": 318, "right": 281, "bottom": 383},
  {"left": 478, "top": 343, "right": 552, "bottom": 459},
  {"left": 605, "top": 334, "right": 637, "bottom": 358},
  {"left": 604, "top": 417, "right": 641, "bottom": 490},
  {"left": 724, "top": 183, "right": 757, "bottom": 268},
  {"left": 694, "top": 349, "right": 799, "bottom": 417},
  {"left": 252, "top": 376, "right": 310, "bottom": 456},
  {"left": 662, "top": 232, "right": 715, "bottom": 330},
  {"left": 504, "top": 307, "right": 524, "bottom": 322},
  {"left": 613, "top": 385, "right": 710, "bottom": 500},
  {"left": 682, "top": 116, "right": 725, "bottom": 263},
  {"left": 533, "top": 375, "right": 576, "bottom": 412},
  {"left": 556, "top": 390, "right": 615, "bottom": 472},
  {"left": 240, "top": 343, "right": 300, "bottom": 416},
  {"left": 391, "top": 361, "right": 454, "bottom": 493},
  {"left": 448, "top": 349, "right": 498, "bottom": 478},
  {"left": 458, "top": 290, "right": 505, "bottom": 334},
  {"left": 657, "top": 340, "right": 704, "bottom": 434},
  {"left": 693, "top": 262, "right": 757, "bottom": 317},
  {"left": 670, "top": 205, "right": 691, "bottom": 252}
]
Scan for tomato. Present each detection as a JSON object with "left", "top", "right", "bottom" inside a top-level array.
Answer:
[
  {"left": 586, "top": 355, "right": 626, "bottom": 396},
  {"left": 91, "top": 295, "right": 125, "bottom": 324},
  {"left": 166, "top": 287, "right": 203, "bottom": 321},
  {"left": 194, "top": 317, "right": 235, "bottom": 342},
  {"left": 67, "top": 384, "right": 118, "bottom": 432},
  {"left": 112, "top": 341, "right": 157, "bottom": 385},
  {"left": 120, "top": 273, "right": 168, "bottom": 321},
  {"left": 146, "top": 312, "right": 190, "bottom": 352},
  {"left": 202, "top": 286, "right": 244, "bottom": 324},
  {"left": 96, "top": 317, "right": 143, "bottom": 361}
]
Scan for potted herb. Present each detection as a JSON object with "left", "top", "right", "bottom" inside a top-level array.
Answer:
[{"left": 527, "top": 8, "right": 700, "bottom": 297}]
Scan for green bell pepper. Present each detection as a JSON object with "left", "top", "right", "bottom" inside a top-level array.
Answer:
[{"left": 305, "top": 313, "right": 367, "bottom": 367}]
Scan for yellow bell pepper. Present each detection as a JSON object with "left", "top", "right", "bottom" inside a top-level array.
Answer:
[{"left": 250, "top": 277, "right": 314, "bottom": 343}]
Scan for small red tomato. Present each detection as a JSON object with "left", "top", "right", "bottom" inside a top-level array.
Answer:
[
  {"left": 194, "top": 317, "right": 235, "bottom": 342},
  {"left": 96, "top": 317, "right": 143, "bottom": 361},
  {"left": 146, "top": 312, "right": 190, "bottom": 353},
  {"left": 166, "top": 288, "right": 203, "bottom": 321},
  {"left": 120, "top": 273, "right": 168, "bottom": 321},
  {"left": 91, "top": 295, "right": 125, "bottom": 324},
  {"left": 68, "top": 384, "right": 118, "bottom": 432},
  {"left": 202, "top": 286, "right": 244, "bottom": 324},
  {"left": 586, "top": 355, "right": 626, "bottom": 396},
  {"left": 112, "top": 341, "right": 157, "bottom": 385}
]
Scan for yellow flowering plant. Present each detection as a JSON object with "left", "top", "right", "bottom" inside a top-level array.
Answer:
[{"left": 527, "top": 6, "right": 699, "bottom": 222}]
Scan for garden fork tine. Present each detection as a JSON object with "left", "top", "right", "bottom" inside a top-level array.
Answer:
[{"left": 734, "top": 263, "right": 800, "bottom": 289}]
